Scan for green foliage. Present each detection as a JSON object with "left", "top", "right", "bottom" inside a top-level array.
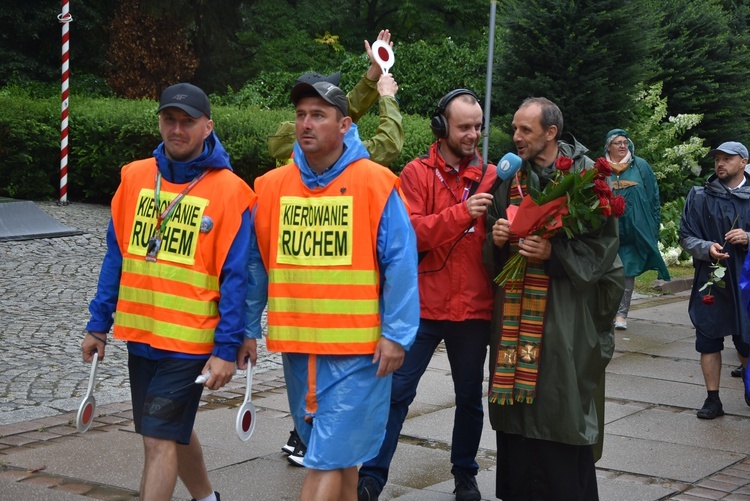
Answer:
[
  {"left": 0, "top": 2, "right": 64, "bottom": 84},
  {"left": 626, "top": 82, "right": 709, "bottom": 203},
  {"left": 654, "top": 0, "right": 750, "bottom": 147},
  {"left": 72, "top": 73, "right": 114, "bottom": 98},
  {"left": 377, "top": 113, "right": 432, "bottom": 173},
  {"left": 218, "top": 37, "right": 487, "bottom": 121},
  {"left": 237, "top": 2, "right": 350, "bottom": 81},
  {"left": 390, "top": 38, "right": 487, "bottom": 117},
  {"left": 0, "top": 89, "right": 282, "bottom": 202},
  {"left": 0, "top": 2, "right": 114, "bottom": 86},
  {"left": 619, "top": 82, "right": 707, "bottom": 264},
  {"left": 213, "top": 106, "right": 295, "bottom": 188},
  {"left": 69, "top": 97, "right": 160, "bottom": 201},
  {"left": 3, "top": 89, "right": 478, "bottom": 201},
  {"left": 658, "top": 197, "right": 690, "bottom": 265},
  {"left": 237, "top": 0, "right": 491, "bottom": 80},
  {"left": 493, "top": 0, "right": 659, "bottom": 148},
  {"left": 0, "top": 92, "right": 58, "bottom": 200},
  {"left": 213, "top": 71, "right": 302, "bottom": 111}
]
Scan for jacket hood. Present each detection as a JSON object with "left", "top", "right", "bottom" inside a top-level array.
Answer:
[
  {"left": 559, "top": 134, "right": 590, "bottom": 161},
  {"left": 268, "top": 122, "right": 295, "bottom": 161},
  {"left": 153, "top": 131, "right": 233, "bottom": 184},
  {"left": 293, "top": 123, "right": 370, "bottom": 188},
  {"left": 604, "top": 128, "right": 635, "bottom": 157},
  {"left": 528, "top": 136, "right": 593, "bottom": 183},
  {"left": 704, "top": 172, "right": 750, "bottom": 200}
]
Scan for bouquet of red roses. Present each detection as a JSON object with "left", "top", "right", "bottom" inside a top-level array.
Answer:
[{"left": 494, "top": 156, "right": 626, "bottom": 288}]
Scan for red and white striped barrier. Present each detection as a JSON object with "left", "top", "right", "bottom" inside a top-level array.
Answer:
[{"left": 58, "top": 1, "right": 72, "bottom": 205}]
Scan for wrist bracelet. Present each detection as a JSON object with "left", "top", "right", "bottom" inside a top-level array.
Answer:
[{"left": 87, "top": 331, "right": 107, "bottom": 345}]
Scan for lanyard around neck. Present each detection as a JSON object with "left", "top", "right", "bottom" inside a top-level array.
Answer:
[
  {"left": 153, "top": 169, "right": 210, "bottom": 236},
  {"left": 434, "top": 168, "right": 472, "bottom": 203}
]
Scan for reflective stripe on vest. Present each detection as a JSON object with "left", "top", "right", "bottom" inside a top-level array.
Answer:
[
  {"left": 109, "top": 159, "right": 255, "bottom": 355},
  {"left": 257, "top": 159, "right": 396, "bottom": 355},
  {"left": 266, "top": 267, "right": 381, "bottom": 352},
  {"left": 114, "top": 257, "right": 220, "bottom": 353}
]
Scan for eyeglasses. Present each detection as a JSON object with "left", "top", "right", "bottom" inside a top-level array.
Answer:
[{"left": 611, "top": 140, "right": 628, "bottom": 147}]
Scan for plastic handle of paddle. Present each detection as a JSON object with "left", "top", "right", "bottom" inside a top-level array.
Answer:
[{"left": 195, "top": 370, "right": 211, "bottom": 384}]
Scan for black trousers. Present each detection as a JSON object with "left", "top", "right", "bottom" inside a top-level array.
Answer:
[{"left": 496, "top": 431, "right": 599, "bottom": 501}]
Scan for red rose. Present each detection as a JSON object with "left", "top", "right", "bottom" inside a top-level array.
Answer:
[
  {"left": 594, "top": 157, "right": 613, "bottom": 178},
  {"left": 593, "top": 179, "right": 612, "bottom": 198},
  {"left": 611, "top": 195, "right": 626, "bottom": 217},
  {"left": 555, "top": 156, "right": 574, "bottom": 172},
  {"left": 702, "top": 294, "right": 715, "bottom": 305},
  {"left": 599, "top": 197, "right": 612, "bottom": 216}
]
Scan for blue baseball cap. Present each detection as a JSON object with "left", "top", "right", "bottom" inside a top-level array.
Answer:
[{"left": 708, "top": 141, "right": 748, "bottom": 159}]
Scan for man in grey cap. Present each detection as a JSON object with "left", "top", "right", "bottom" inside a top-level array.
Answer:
[
  {"left": 82, "top": 82, "right": 256, "bottom": 501},
  {"left": 680, "top": 140, "right": 750, "bottom": 419},
  {"left": 243, "top": 77, "right": 419, "bottom": 500}
]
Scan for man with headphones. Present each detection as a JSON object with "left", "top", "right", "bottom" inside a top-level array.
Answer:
[{"left": 357, "top": 89, "right": 495, "bottom": 501}]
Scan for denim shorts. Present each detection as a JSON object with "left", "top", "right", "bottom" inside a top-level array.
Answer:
[
  {"left": 128, "top": 354, "right": 206, "bottom": 445},
  {"left": 695, "top": 331, "right": 750, "bottom": 357}
]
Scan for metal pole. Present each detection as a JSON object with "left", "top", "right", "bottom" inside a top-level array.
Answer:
[
  {"left": 58, "top": 1, "right": 73, "bottom": 205},
  {"left": 482, "top": 0, "right": 498, "bottom": 167}
]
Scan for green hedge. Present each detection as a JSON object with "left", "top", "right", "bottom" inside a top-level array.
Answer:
[{"left": 0, "top": 91, "right": 510, "bottom": 203}]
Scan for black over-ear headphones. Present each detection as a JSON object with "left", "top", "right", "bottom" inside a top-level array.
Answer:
[{"left": 429, "top": 89, "right": 480, "bottom": 139}]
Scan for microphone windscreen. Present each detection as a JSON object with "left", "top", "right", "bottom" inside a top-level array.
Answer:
[{"left": 496, "top": 152, "right": 522, "bottom": 182}]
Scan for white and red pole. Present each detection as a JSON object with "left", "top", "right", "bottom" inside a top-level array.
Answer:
[{"left": 58, "top": 1, "right": 73, "bottom": 205}]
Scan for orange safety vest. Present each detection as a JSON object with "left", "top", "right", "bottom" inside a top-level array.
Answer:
[
  {"left": 255, "top": 159, "right": 400, "bottom": 355},
  {"left": 110, "top": 158, "right": 256, "bottom": 355}
]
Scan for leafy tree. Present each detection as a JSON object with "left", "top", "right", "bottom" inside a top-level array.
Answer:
[
  {"left": 0, "top": 2, "right": 114, "bottom": 88},
  {"left": 236, "top": 0, "right": 491, "bottom": 82},
  {"left": 622, "top": 82, "right": 709, "bottom": 264},
  {"left": 140, "top": 0, "right": 248, "bottom": 93},
  {"left": 216, "top": 36, "right": 487, "bottom": 118},
  {"left": 236, "top": 1, "right": 349, "bottom": 80},
  {"left": 343, "top": 0, "right": 490, "bottom": 45},
  {"left": 652, "top": 0, "right": 750, "bottom": 147},
  {"left": 491, "top": 0, "right": 659, "bottom": 149},
  {"left": 381, "top": 37, "right": 487, "bottom": 116},
  {"left": 626, "top": 82, "right": 708, "bottom": 202},
  {"left": 106, "top": 0, "right": 198, "bottom": 99}
]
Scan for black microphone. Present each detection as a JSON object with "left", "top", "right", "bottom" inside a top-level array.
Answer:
[{"left": 486, "top": 152, "right": 522, "bottom": 195}]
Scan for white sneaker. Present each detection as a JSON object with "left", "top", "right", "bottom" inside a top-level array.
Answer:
[
  {"left": 287, "top": 450, "right": 305, "bottom": 467},
  {"left": 287, "top": 440, "right": 306, "bottom": 467},
  {"left": 614, "top": 320, "right": 627, "bottom": 330}
]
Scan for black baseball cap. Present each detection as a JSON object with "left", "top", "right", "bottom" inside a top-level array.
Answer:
[
  {"left": 290, "top": 81, "right": 348, "bottom": 117},
  {"left": 294, "top": 71, "right": 341, "bottom": 87},
  {"left": 157, "top": 83, "right": 211, "bottom": 119}
]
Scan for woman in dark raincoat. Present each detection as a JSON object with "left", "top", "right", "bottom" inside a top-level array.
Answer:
[{"left": 605, "top": 129, "right": 669, "bottom": 330}]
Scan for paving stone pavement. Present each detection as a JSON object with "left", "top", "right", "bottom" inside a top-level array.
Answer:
[
  {"left": 5, "top": 202, "right": 750, "bottom": 500},
  {"left": 0, "top": 202, "right": 283, "bottom": 427}
]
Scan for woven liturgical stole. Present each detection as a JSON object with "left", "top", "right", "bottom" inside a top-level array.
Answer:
[{"left": 489, "top": 172, "right": 550, "bottom": 405}]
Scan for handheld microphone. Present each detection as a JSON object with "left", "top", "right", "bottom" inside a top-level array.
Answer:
[{"left": 486, "top": 152, "right": 522, "bottom": 195}]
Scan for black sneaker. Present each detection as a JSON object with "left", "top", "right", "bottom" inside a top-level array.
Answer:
[
  {"left": 282, "top": 429, "right": 300, "bottom": 455},
  {"left": 696, "top": 398, "right": 724, "bottom": 419},
  {"left": 453, "top": 470, "right": 481, "bottom": 501},
  {"left": 357, "top": 476, "right": 381, "bottom": 501},
  {"left": 287, "top": 439, "right": 307, "bottom": 467},
  {"left": 732, "top": 365, "right": 744, "bottom": 378},
  {"left": 191, "top": 492, "right": 220, "bottom": 501}
]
